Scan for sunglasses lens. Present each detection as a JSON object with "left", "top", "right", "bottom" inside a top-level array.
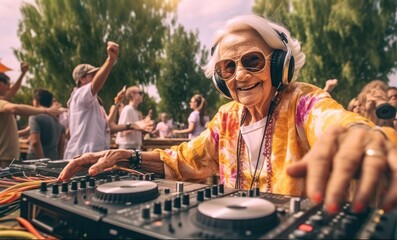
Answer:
[
  {"left": 215, "top": 51, "right": 267, "bottom": 81},
  {"left": 241, "top": 51, "right": 266, "bottom": 72},
  {"left": 215, "top": 59, "right": 236, "bottom": 80}
]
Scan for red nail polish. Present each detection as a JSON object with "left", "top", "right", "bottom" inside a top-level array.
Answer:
[
  {"left": 312, "top": 192, "right": 323, "bottom": 204},
  {"left": 352, "top": 202, "right": 365, "bottom": 213},
  {"left": 326, "top": 203, "right": 340, "bottom": 214}
]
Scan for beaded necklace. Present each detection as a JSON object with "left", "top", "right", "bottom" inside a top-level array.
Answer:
[{"left": 235, "top": 91, "right": 282, "bottom": 192}]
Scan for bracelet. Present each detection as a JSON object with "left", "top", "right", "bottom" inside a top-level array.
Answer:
[
  {"left": 114, "top": 97, "right": 121, "bottom": 104},
  {"left": 129, "top": 149, "right": 142, "bottom": 169}
]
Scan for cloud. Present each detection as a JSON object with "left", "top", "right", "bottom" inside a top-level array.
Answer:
[{"left": 178, "top": 0, "right": 254, "bottom": 47}]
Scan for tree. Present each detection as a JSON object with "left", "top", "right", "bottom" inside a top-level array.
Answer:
[
  {"left": 156, "top": 25, "right": 219, "bottom": 124},
  {"left": 14, "top": 0, "right": 178, "bottom": 110},
  {"left": 253, "top": 0, "right": 397, "bottom": 106}
]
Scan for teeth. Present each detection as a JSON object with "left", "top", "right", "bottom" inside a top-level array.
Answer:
[{"left": 239, "top": 83, "right": 259, "bottom": 91}]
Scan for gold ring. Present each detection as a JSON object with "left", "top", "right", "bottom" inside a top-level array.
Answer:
[{"left": 365, "top": 149, "right": 385, "bottom": 158}]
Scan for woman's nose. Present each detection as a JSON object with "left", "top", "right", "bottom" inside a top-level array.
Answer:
[{"left": 234, "top": 64, "right": 250, "bottom": 81}]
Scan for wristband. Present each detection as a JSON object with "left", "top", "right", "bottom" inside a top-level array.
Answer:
[
  {"left": 129, "top": 149, "right": 142, "bottom": 169},
  {"left": 114, "top": 97, "right": 121, "bottom": 104}
]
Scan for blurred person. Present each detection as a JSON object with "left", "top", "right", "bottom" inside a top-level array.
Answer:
[
  {"left": 388, "top": 86, "right": 397, "bottom": 108},
  {"left": 347, "top": 97, "right": 362, "bottom": 114},
  {"left": 63, "top": 41, "right": 120, "bottom": 159},
  {"left": 152, "top": 112, "right": 173, "bottom": 138},
  {"left": 52, "top": 98, "right": 69, "bottom": 139},
  {"left": 387, "top": 86, "right": 397, "bottom": 130},
  {"left": 27, "top": 89, "right": 66, "bottom": 160},
  {"left": 0, "top": 62, "right": 29, "bottom": 101},
  {"left": 115, "top": 86, "right": 154, "bottom": 150},
  {"left": 173, "top": 94, "right": 209, "bottom": 139},
  {"left": 356, "top": 80, "right": 395, "bottom": 127},
  {"left": 59, "top": 14, "right": 397, "bottom": 213},
  {"left": 0, "top": 73, "right": 63, "bottom": 168}
]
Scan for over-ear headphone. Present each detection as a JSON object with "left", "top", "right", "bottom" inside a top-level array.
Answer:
[{"left": 211, "top": 30, "right": 295, "bottom": 99}]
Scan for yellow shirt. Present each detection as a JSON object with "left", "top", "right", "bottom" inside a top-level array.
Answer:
[{"left": 155, "top": 82, "right": 393, "bottom": 196}]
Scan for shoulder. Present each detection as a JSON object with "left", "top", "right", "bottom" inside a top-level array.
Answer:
[
  {"left": 73, "top": 84, "right": 94, "bottom": 99},
  {"left": 218, "top": 101, "right": 242, "bottom": 114},
  {"left": 289, "top": 82, "right": 327, "bottom": 95},
  {"left": 284, "top": 82, "right": 331, "bottom": 103}
]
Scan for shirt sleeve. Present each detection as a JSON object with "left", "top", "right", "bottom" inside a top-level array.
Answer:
[
  {"left": 74, "top": 84, "right": 96, "bottom": 107},
  {"left": 118, "top": 107, "right": 133, "bottom": 124},
  {"left": 188, "top": 111, "right": 199, "bottom": 123},
  {"left": 153, "top": 112, "right": 221, "bottom": 182},
  {"left": 29, "top": 116, "right": 40, "bottom": 134},
  {"left": 295, "top": 84, "right": 374, "bottom": 146}
]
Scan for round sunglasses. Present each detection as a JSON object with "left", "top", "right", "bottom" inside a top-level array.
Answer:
[{"left": 214, "top": 51, "right": 272, "bottom": 81}]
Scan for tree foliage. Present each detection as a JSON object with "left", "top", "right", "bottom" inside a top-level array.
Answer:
[
  {"left": 253, "top": 0, "right": 397, "bottom": 106},
  {"left": 156, "top": 25, "right": 219, "bottom": 124},
  {"left": 15, "top": 0, "right": 178, "bottom": 110}
]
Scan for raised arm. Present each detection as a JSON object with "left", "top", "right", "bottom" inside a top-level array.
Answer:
[
  {"left": 91, "top": 41, "right": 119, "bottom": 96},
  {"left": 2, "top": 62, "right": 29, "bottom": 101}
]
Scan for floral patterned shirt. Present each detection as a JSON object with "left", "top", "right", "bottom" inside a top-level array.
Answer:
[{"left": 154, "top": 82, "right": 395, "bottom": 196}]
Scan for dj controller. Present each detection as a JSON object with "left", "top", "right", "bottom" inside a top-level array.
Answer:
[{"left": 18, "top": 170, "right": 397, "bottom": 239}]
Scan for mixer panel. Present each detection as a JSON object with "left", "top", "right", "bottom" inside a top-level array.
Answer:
[{"left": 20, "top": 174, "right": 397, "bottom": 239}]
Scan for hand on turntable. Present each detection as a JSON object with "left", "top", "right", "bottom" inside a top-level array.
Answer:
[
  {"left": 287, "top": 125, "right": 397, "bottom": 213},
  {"left": 58, "top": 150, "right": 131, "bottom": 181}
]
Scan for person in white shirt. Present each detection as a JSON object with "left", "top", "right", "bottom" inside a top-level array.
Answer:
[
  {"left": 63, "top": 41, "right": 119, "bottom": 159},
  {"left": 173, "top": 94, "right": 209, "bottom": 139},
  {"left": 116, "top": 85, "right": 153, "bottom": 149},
  {"left": 152, "top": 112, "right": 173, "bottom": 138}
]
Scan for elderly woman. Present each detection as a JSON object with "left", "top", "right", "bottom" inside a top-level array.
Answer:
[{"left": 59, "top": 14, "right": 397, "bottom": 214}]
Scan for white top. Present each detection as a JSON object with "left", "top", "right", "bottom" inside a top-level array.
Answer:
[
  {"left": 155, "top": 121, "right": 173, "bottom": 138},
  {"left": 240, "top": 117, "right": 267, "bottom": 174},
  {"left": 116, "top": 105, "right": 142, "bottom": 148},
  {"left": 63, "top": 83, "right": 109, "bottom": 159},
  {"left": 188, "top": 110, "right": 209, "bottom": 139}
]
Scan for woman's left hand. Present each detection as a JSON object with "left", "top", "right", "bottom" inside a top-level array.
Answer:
[{"left": 287, "top": 125, "right": 397, "bottom": 213}]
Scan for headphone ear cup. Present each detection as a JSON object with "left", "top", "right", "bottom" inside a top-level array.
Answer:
[
  {"left": 287, "top": 56, "right": 295, "bottom": 83},
  {"left": 271, "top": 49, "right": 295, "bottom": 88},
  {"left": 212, "top": 74, "right": 232, "bottom": 99},
  {"left": 270, "top": 50, "right": 284, "bottom": 88}
]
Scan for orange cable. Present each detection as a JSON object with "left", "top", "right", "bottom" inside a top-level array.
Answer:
[{"left": 17, "top": 217, "right": 45, "bottom": 239}]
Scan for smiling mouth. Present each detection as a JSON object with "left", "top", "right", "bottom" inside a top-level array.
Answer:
[{"left": 237, "top": 82, "right": 261, "bottom": 91}]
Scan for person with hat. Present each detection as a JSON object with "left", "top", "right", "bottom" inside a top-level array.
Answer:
[{"left": 63, "top": 41, "right": 120, "bottom": 159}]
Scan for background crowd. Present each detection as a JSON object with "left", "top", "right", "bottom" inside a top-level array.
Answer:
[{"left": 1, "top": 58, "right": 397, "bottom": 166}]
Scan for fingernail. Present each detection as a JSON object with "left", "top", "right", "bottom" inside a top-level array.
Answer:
[
  {"left": 326, "top": 203, "right": 340, "bottom": 214},
  {"left": 352, "top": 201, "right": 365, "bottom": 213},
  {"left": 311, "top": 192, "right": 323, "bottom": 204}
]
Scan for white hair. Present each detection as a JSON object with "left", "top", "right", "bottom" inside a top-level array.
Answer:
[{"left": 202, "top": 14, "right": 306, "bottom": 83}]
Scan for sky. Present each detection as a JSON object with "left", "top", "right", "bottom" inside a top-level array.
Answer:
[
  {"left": 0, "top": 0, "right": 255, "bottom": 100},
  {"left": 0, "top": 0, "right": 396, "bottom": 99}
]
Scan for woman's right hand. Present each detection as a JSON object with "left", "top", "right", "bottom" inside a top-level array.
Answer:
[{"left": 58, "top": 150, "right": 130, "bottom": 181}]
